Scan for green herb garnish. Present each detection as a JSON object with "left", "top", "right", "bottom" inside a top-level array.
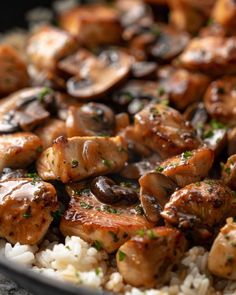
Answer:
[
  {"left": 71, "top": 160, "right": 79, "bottom": 168},
  {"left": 182, "top": 151, "right": 193, "bottom": 160},
  {"left": 80, "top": 201, "right": 93, "bottom": 210},
  {"left": 118, "top": 250, "right": 126, "bottom": 261},
  {"left": 92, "top": 240, "right": 103, "bottom": 251}
]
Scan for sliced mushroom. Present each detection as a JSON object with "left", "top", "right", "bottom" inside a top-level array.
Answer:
[
  {"left": 221, "top": 154, "right": 236, "bottom": 190},
  {"left": 66, "top": 103, "right": 115, "bottom": 137},
  {"left": 27, "top": 26, "right": 78, "bottom": 72},
  {"left": 0, "top": 45, "right": 29, "bottom": 97},
  {"left": 158, "top": 147, "right": 214, "bottom": 187},
  {"left": 59, "top": 4, "right": 122, "bottom": 48},
  {"left": 203, "top": 126, "right": 227, "bottom": 155},
  {"left": 0, "top": 87, "right": 55, "bottom": 133},
  {"left": 178, "top": 36, "right": 236, "bottom": 76},
  {"left": 66, "top": 49, "right": 132, "bottom": 99},
  {"left": 139, "top": 172, "right": 177, "bottom": 223},
  {"left": 117, "top": 227, "right": 187, "bottom": 287},
  {"left": 0, "top": 132, "right": 42, "bottom": 173},
  {"left": 90, "top": 176, "right": 139, "bottom": 205},
  {"left": 36, "top": 135, "right": 128, "bottom": 183},
  {"left": 0, "top": 168, "right": 27, "bottom": 181},
  {"left": 133, "top": 103, "right": 201, "bottom": 159},
  {"left": 204, "top": 76, "right": 236, "bottom": 126},
  {"left": 60, "top": 181, "right": 152, "bottom": 253}
]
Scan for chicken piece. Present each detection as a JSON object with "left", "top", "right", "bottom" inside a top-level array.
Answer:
[
  {"left": 204, "top": 77, "right": 236, "bottom": 126},
  {"left": 37, "top": 136, "right": 128, "bottom": 183},
  {"left": 158, "top": 147, "right": 214, "bottom": 187},
  {"left": 158, "top": 67, "right": 210, "bottom": 110},
  {"left": 115, "top": 113, "right": 130, "bottom": 134},
  {"left": 66, "top": 103, "right": 115, "bottom": 138},
  {"left": 59, "top": 4, "right": 122, "bottom": 48},
  {"left": 168, "top": 0, "right": 215, "bottom": 34},
  {"left": 139, "top": 172, "right": 177, "bottom": 223},
  {"left": 27, "top": 26, "right": 78, "bottom": 72},
  {"left": 117, "top": 227, "right": 187, "bottom": 287},
  {"left": 161, "top": 180, "right": 236, "bottom": 241},
  {"left": 208, "top": 218, "right": 236, "bottom": 280},
  {"left": 34, "top": 119, "right": 66, "bottom": 149},
  {"left": 222, "top": 155, "right": 236, "bottom": 190},
  {"left": 0, "top": 87, "right": 55, "bottom": 133},
  {"left": 0, "top": 45, "right": 29, "bottom": 97},
  {"left": 0, "top": 178, "right": 58, "bottom": 245},
  {"left": 0, "top": 133, "right": 42, "bottom": 173},
  {"left": 178, "top": 36, "right": 236, "bottom": 76},
  {"left": 212, "top": 0, "right": 236, "bottom": 35},
  {"left": 133, "top": 104, "right": 200, "bottom": 159},
  {"left": 60, "top": 181, "right": 152, "bottom": 253}
]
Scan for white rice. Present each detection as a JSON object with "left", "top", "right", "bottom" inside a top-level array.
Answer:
[{"left": 1, "top": 236, "right": 235, "bottom": 295}]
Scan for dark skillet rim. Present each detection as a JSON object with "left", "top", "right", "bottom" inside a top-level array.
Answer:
[{"left": 0, "top": 255, "right": 112, "bottom": 295}]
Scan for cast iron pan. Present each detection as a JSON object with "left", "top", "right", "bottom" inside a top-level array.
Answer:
[{"left": 0, "top": 0, "right": 110, "bottom": 294}]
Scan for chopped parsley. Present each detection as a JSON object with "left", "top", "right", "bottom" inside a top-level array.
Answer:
[
  {"left": 95, "top": 267, "right": 100, "bottom": 276},
  {"left": 160, "top": 99, "right": 169, "bottom": 106},
  {"left": 38, "top": 87, "right": 52, "bottom": 103},
  {"left": 203, "top": 129, "right": 214, "bottom": 139},
  {"left": 101, "top": 205, "right": 121, "bottom": 215},
  {"left": 27, "top": 172, "right": 41, "bottom": 185},
  {"left": 23, "top": 207, "right": 31, "bottom": 219},
  {"left": 118, "top": 250, "right": 126, "bottom": 261},
  {"left": 71, "top": 160, "right": 79, "bottom": 168},
  {"left": 74, "top": 188, "right": 90, "bottom": 196},
  {"left": 109, "top": 231, "right": 119, "bottom": 243},
  {"left": 156, "top": 166, "right": 164, "bottom": 173},
  {"left": 147, "top": 229, "right": 157, "bottom": 240},
  {"left": 157, "top": 87, "right": 165, "bottom": 96},
  {"left": 102, "top": 159, "right": 113, "bottom": 167},
  {"left": 80, "top": 201, "right": 93, "bottom": 210},
  {"left": 224, "top": 167, "right": 231, "bottom": 176},
  {"left": 209, "top": 119, "right": 225, "bottom": 130},
  {"left": 137, "top": 229, "right": 145, "bottom": 237},
  {"left": 134, "top": 204, "right": 144, "bottom": 215},
  {"left": 92, "top": 240, "right": 103, "bottom": 251},
  {"left": 182, "top": 151, "right": 193, "bottom": 160}
]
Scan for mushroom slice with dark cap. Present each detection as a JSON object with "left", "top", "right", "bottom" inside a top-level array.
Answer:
[
  {"left": 139, "top": 172, "right": 177, "bottom": 223},
  {"left": 60, "top": 181, "right": 152, "bottom": 253},
  {"left": 133, "top": 103, "right": 201, "bottom": 159},
  {"left": 161, "top": 180, "right": 236, "bottom": 242},
  {"left": 221, "top": 154, "right": 236, "bottom": 190},
  {"left": 66, "top": 103, "right": 115, "bottom": 137},
  {"left": 131, "top": 61, "right": 157, "bottom": 80},
  {"left": 36, "top": 135, "right": 128, "bottom": 183},
  {"left": 0, "top": 132, "right": 42, "bottom": 174},
  {"left": 66, "top": 49, "right": 132, "bottom": 99},
  {"left": 0, "top": 87, "right": 55, "bottom": 133},
  {"left": 0, "top": 178, "right": 58, "bottom": 245},
  {"left": 116, "top": 227, "right": 187, "bottom": 287},
  {"left": 157, "top": 147, "right": 214, "bottom": 188}
]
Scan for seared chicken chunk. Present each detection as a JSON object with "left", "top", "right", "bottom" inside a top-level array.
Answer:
[
  {"left": 0, "top": 133, "right": 42, "bottom": 173},
  {"left": 158, "top": 147, "right": 214, "bottom": 187},
  {"left": 60, "top": 181, "right": 152, "bottom": 253},
  {"left": 161, "top": 180, "right": 236, "bottom": 240},
  {"left": 34, "top": 119, "right": 66, "bottom": 149},
  {"left": 37, "top": 136, "right": 128, "bottom": 183},
  {"left": 139, "top": 172, "right": 177, "bottom": 223},
  {"left": 0, "top": 45, "right": 29, "bottom": 97},
  {"left": 158, "top": 67, "right": 210, "bottom": 110},
  {"left": 27, "top": 26, "right": 78, "bottom": 72},
  {"left": 133, "top": 104, "right": 200, "bottom": 159},
  {"left": 66, "top": 103, "right": 115, "bottom": 138},
  {"left": 0, "top": 178, "right": 58, "bottom": 245},
  {"left": 179, "top": 37, "right": 236, "bottom": 76},
  {"left": 204, "top": 76, "right": 236, "bottom": 126},
  {"left": 0, "top": 87, "right": 55, "bottom": 133},
  {"left": 117, "top": 227, "right": 187, "bottom": 287},
  {"left": 208, "top": 218, "right": 236, "bottom": 280},
  {"left": 222, "top": 154, "right": 236, "bottom": 190},
  {"left": 212, "top": 0, "right": 236, "bottom": 35},
  {"left": 59, "top": 4, "right": 122, "bottom": 48}
]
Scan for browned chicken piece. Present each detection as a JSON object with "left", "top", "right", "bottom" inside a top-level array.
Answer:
[
  {"left": 27, "top": 26, "right": 78, "bottom": 72},
  {"left": 204, "top": 77, "right": 236, "bottom": 126},
  {"left": 34, "top": 119, "right": 66, "bottom": 149},
  {"left": 59, "top": 4, "right": 122, "bottom": 48},
  {"left": 208, "top": 218, "right": 236, "bottom": 280},
  {"left": 139, "top": 172, "right": 177, "bottom": 223},
  {"left": 0, "top": 132, "right": 42, "bottom": 173},
  {"left": 66, "top": 49, "right": 132, "bottom": 99},
  {"left": 133, "top": 104, "right": 201, "bottom": 159},
  {"left": 227, "top": 127, "right": 236, "bottom": 156},
  {"left": 178, "top": 36, "right": 236, "bottom": 76},
  {"left": 212, "top": 0, "right": 236, "bottom": 35},
  {"left": 0, "top": 87, "right": 54, "bottom": 133},
  {"left": 116, "top": 227, "right": 187, "bottom": 287},
  {"left": 37, "top": 135, "right": 128, "bottom": 183},
  {"left": 161, "top": 180, "right": 236, "bottom": 241},
  {"left": 168, "top": 0, "right": 215, "bottom": 34},
  {"left": 222, "top": 155, "right": 236, "bottom": 190},
  {"left": 60, "top": 181, "right": 152, "bottom": 253},
  {"left": 115, "top": 113, "right": 130, "bottom": 134},
  {"left": 0, "top": 178, "right": 58, "bottom": 245},
  {"left": 158, "top": 147, "right": 214, "bottom": 187},
  {"left": 0, "top": 45, "right": 29, "bottom": 97},
  {"left": 158, "top": 67, "right": 210, "bottom": 110},
  {"left": 66, "top": 103, "right": 115, "bottom": 138}
]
